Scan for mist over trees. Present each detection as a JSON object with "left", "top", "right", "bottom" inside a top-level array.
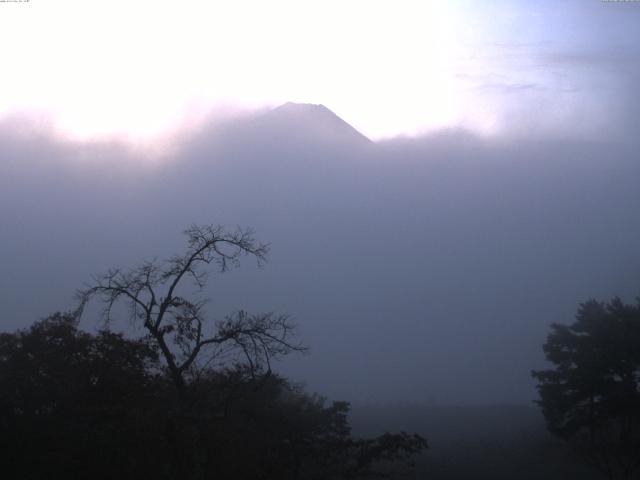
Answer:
[
  {"left": 1, "top": 105, "right": 639, "bottom": 405},
  {"left": 1, "top": 1, "right": 638, "bottom": 477},
  {"left": 1, "top": 106, "right": 639, "bottom": 478},
  {"left": 0, "top": 225, "right": 427, "bottom": 479}
]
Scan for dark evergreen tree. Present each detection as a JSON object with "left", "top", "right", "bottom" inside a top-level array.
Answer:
[{"left": 532, "top": 297, "right": 640, "bottom": 479}]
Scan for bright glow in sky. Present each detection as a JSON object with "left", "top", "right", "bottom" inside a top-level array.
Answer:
[
  {"left": 0, "top": 0, "right": 477, "bottom": 140},
  {"left": 1, "top": 0, "right": 637, "bottom": 142}
]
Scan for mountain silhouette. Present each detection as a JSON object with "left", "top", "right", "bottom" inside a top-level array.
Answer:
[{"left": 217, "top": 102, "right": 372, "bottom": 150}]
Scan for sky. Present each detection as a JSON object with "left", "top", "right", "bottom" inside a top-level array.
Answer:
[
  {"left": 1, "top": 1, "right": 640, "bottom": 405},
  {"left": 1, "top": 0, "right": 639, "bottom": 141}
]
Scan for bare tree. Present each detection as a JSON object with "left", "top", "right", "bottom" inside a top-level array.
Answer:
[{"left": 75, "top": 224, "right": 305, "bottom": 403}]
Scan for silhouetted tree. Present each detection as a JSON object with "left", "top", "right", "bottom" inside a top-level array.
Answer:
[
  {"left": 74, "top": 224, "right": 308, "bottom": 478},
  {"left": 532, "top": 297, "right": 640, "bottom": 479},
  {"left": 76, "top": 224, "right": 305, "bottom": 406}
]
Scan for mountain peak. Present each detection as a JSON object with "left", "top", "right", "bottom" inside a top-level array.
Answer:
[
  {"left": 266, "top": 102, "right": 371, "bottom": 145},
  {"left": 276, "top": 102, "right": 331, "bottom": 113}
]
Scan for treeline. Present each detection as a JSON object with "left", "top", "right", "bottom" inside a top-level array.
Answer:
[{"left": 0, "top": 313, "right": 425, "bottom": 479}]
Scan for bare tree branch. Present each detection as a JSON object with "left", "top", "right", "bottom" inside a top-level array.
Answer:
[{"left": 75, "top": 224, "right": 304, "bottom": 402}]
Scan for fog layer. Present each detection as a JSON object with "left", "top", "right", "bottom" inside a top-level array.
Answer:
[{"left": 1, "top": 104, "right": 639, "bottom": 404}]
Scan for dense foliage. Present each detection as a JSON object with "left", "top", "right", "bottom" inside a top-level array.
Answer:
[
  {"left": 0, "top": 313, "right": 166, "bottom": 479},
  {"left": 0, "top": 314, "right": 426, "bottom": 480},
  {"left": 532, "top": 297, "right": 640, "bottom": 479}
]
